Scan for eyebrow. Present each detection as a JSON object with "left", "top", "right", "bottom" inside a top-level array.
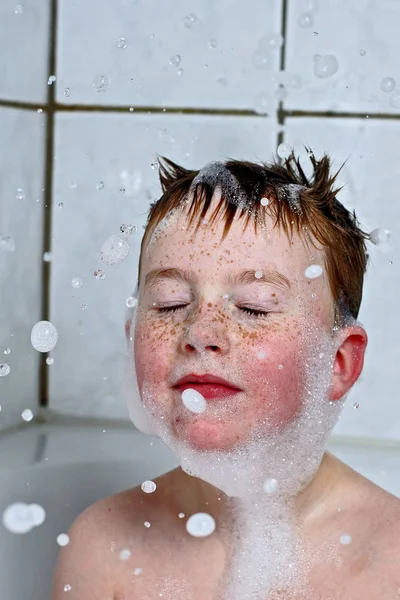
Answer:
[{"left": 144, "top": 267, "right": 292, "bottom": 293}]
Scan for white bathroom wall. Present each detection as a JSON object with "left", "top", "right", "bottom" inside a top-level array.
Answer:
[{"left": 0, "top": 1, "right": 50, "bottom": 430}]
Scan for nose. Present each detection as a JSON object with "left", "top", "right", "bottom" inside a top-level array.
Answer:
[{"left": 181, "top": 320, "right": 230, "bottom": 355}]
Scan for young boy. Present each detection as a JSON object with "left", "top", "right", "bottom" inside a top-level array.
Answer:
[{"left": 52, "top": 151, "right": 400, "bottom": 600}]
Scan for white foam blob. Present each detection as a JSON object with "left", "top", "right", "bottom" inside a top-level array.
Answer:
[
  {"left": 100, "top": 234, "right": 130, "bottom": 266},
  {"left": 21, "top": 409, "right": 33, "bottom": 422},
  {"left": 31, "top": 321, "right": 58, "bottom": 352},
  {"left": 304, "top": 264, "right": 323, "bottom": 279},
  {"left": 186, "top": 512, "right": 216, "bottom": 537},
  {"left": 141, "top": 480, "right": 157, "bottom": 493},
  {"left": 57, "top": 533, "right": 70, "bottom": 546},
  {"left": 2, "top": 502, "right": 46, "bottom": 534},
  {"left": 182, "top": 388, "right": 207, "bottom": 413}
]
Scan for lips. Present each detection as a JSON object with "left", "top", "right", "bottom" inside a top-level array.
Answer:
[{"left": 173, "top": 373, "right": 242, "bottom": 401}]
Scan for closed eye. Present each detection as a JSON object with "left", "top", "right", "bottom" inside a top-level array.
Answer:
[{"left": 156, "top": 305, "right": 270, "bottom": 318}]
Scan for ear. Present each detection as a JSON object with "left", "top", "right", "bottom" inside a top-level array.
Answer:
[{"left": 329, "top": 325, "right": 368, "bottom": 401}]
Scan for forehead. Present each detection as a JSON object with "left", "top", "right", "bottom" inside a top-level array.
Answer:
[{"left": 142, "top": 201, "right": 325, "bottom": 286}]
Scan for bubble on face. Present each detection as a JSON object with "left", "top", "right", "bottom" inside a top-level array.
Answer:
[
  {"left": 254, "top": 270, "right": 263, "bottom": 279},
  {"left": 141, "top": 480, "right": 157, "bottom": 493},
  {"left": 339, "top": 533, "right": 352, "bottom": 545},
  {"left": 304, "top": 265, "right": 323, "bottom": 279},
  {"left": 263, "top": 478, "right": 278, "bottom": 494},
  {"left": 181, "top": 388, "right": 207, "bottom": 414},
  {"left": 31, "top": 321, "right": 58, "bottom": 352},
  {"left": 186, "top": 512, "right": 216, "bottom": 537},
  {"left": 119, "top": 549, "right": 131, "bottom": 560},
  {"left": 313, "top": 54, "right": 339, "bottom": 78},
  {"left": 100, "top": 234, "right": 130, "bottom": 266},
  {"left": 260, "top": 197, "right": 269, "bottom": 206}
]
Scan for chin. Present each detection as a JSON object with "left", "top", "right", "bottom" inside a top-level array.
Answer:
[{"left": 173, "top": 417, "right": 243, "bottom": 451}]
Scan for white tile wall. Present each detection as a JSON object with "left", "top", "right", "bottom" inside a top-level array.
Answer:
[
  {"left": 0, "top": 0, "right": 50, "bottom": 103},
  {"left": 49, "top": 112, "right": 277, "bottom": 418},
  {"left": 56, "top": 0, "right": 283, "bottom": 110},
  {"left": 284, "top": 116, "right": 400, "bottom": 440},
  {"left": 0, "top": 107, "right": 46, "bottom": 429},
  {"left": 284, "top": 0, "right": 400, "bottom": 114}
]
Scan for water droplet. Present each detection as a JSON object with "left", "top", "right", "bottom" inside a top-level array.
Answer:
[
  {"left": 353, "top": 402, "right": 360, "bottom": 409},
  {"left": 81, "top": 303, "right": 88, "bottom": 311},
  {"left": 182, "top": 388, "right": 207, "bottom": 414},
  {"left": 313, "top": 55, "right": 339, "bottom": 78},
  {"left": 119, "top": 548, "right": 131, "bottom": 560},
  {"left": 31, "top": 321, "right": 58, "bottom": 352},
  {"left": 305, "top": 264, "right": 323, "bottom": 279},
  {"left": 117, "top": 37, "right": 127, "bottom": 49},
  {"left": 126, "top": 296, "right": 137, "bottom": 308},
  {"left": 63, "top": 584, "right": 72, "bottom": 592},
  {"left": 46, "top": 357, "right": 54, "bottom": 365},
  {"left": 47, "top": 75, "right": 56, "bottom": 85},
  {"left": 178, "top": 512, "right": 185, "bottom": 518},
  {"left": 16, "top": 188, "right": 25, "bottom": 200},
  {"left": 254, "top": 270, "right": 263, "bottom": 279},
  {"left": 14, "top": 5, "right": 24, "bottom": 14},
  {"left": 71, "top": 277, "right": 83, "bottom": 289},
  {"left": 151, "top": 161, "right": 159, "bottom": 170},
  {"left": 94, "top": 269, "right": 106, "bottom": 280},
  {"left": 186, "top": 513, "right": 215, "bottom": 537},
  {"left": 369, "top": 228, "right": 391, "bottom": 245},
  {"left": 260, "top": 197, "right": 269, "bottom": 206},
  {"left": 208, "top": 38, "right": 217, "bottom": 49},
  {"left": 263, "top": 478, "right": 278, "bottom": 493},
  {"left": 360, "top": 49, "right": 366, "bottom": 56},
  {"left": 58, "top": 202, "right": 64, "bottom": 209},
  {"left": 176, "top": 67, "right": 184, "bottom": 76},
  {"left": 169, "top": 55, "right": 181, "bottom": 67},
  {"left": 3, "top": 348, "right": 11, "bottom": 355},
  {"left": 298, "top": 13, "right": 313, "bottom": 28},
  {"left": 37, "top": 108, "right": 43, "bottom": 114},
  {"left": 141, "top": 480, "right": 157, "bottom": 493},
  {"left": 380, "top": 77, "right": 396, "bottom": 93},
  {"left": 120, "top": 224, "right": 136, "bottom": 235},
  {"left": 313, "top": 31, "right": 319, "bottom": 36},
  {"left": 100, "top": 234, "right": 130, "bottom": 266},
  {"left": 259, "top": 33, "right": 284, "bottom": 51},
  {"left": 278, "top": 364, "right": 284, "bottom": 370},
  {"left": 21, "top": 408, "right": 33, "bottom": 421},
  {"left": 144, "top": 521, "right": 151, "bottom": 528},
  {"left": 69, "top": 181, "right": 77, "bottom": 189},
  {"left": 0, "top": 235, "right": 15, "bottom": 252},
  {"left": 277, "top": 142, "right": 292, "bottom": 159},
  {"left": 93, "top": 74, "right": 109, "bottom": 93},
  {"left": 217, "top": 74, "right": 228, "bottom": 86},
  {"left": 251, "top": 92, "right": 271, "bottom": 114},
  {"left": 183, "top": 13, "right": 200, "bottom": 29},
  {"left": 43, "top": 251, "right": 52, "bottom": 262},
  {"left": 390, "top": 91, "right": 400, "bottom": 109},
  {"left": 340, "top": 534, "right": 352, "bottom": 545},
  {"left": 96, "top": 181, "right": 105, "bottom": 191},
  {"left": 133, "top": 568, "right": 143, "bottom": 576},
  {"left": 63, "top": 87, "right": 71, "bottom": 97},
  {"left": 257, "top": 350, "right": 267, "bottom": 360},
  {"left": 251, "top": 48, "right": 271, "bottom": 70},
  {"left": 0, "top": 364, "right": 11, "bottom": 377}
]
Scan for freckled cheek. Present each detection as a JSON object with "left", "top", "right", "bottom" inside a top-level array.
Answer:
[
  {"left": 133, "top": 321, "right": 176, "bottom": 392},
  {"left": 249, "top": 341, "right": 305, "bottom": 425}
]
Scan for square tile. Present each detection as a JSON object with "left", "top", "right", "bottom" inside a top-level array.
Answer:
[
  {"left": 56, "top": 0, "right": 283, "bottom": 110},
  {"left": 0, "top": 0, "right": 50, "bottom": 102},
  {"left": 284, "top": 0, "right": 400, "bottom": 113},
  {"left": 284, "top": 116, "right": 400, "bottom": 440},
  {"left": 0, "top": 107, "right": 46, "bottom": 429},
  {"left": 50, "top": 111, "right": 278, "bottom": 419}
]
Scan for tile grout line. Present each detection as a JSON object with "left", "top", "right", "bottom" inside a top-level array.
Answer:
[
  {"left": 277, "top": 0, "right": 289, "bottom": 151},
  {"left": 39, "top": 0, "right": 58, "bottom": 407}
]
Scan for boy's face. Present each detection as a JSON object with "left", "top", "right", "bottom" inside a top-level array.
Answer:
[{"left": 133, "top": 192, "right": 337, "bottom": 453}]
